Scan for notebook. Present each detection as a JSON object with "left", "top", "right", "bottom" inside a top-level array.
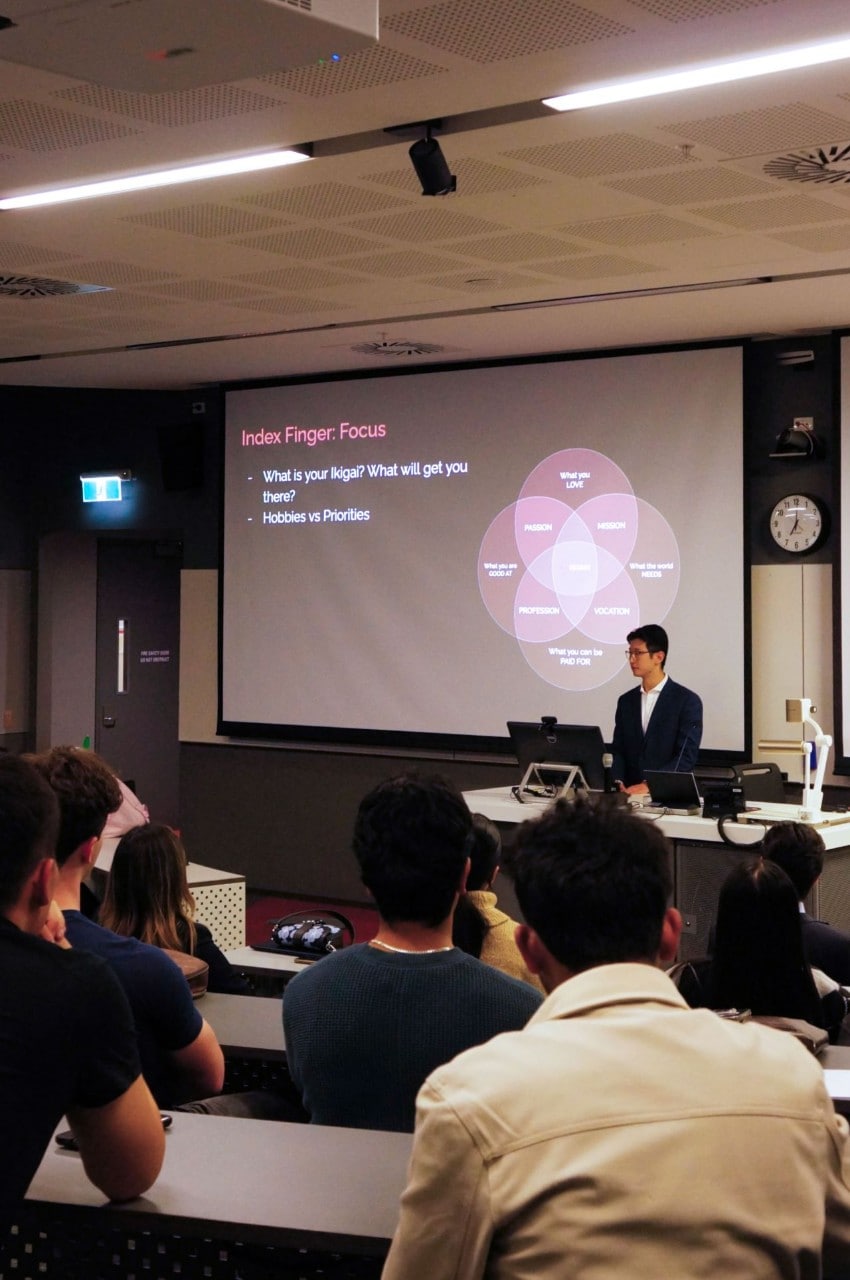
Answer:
[{"left": 644, "top": 770, "right": 702, "bottom": 814}]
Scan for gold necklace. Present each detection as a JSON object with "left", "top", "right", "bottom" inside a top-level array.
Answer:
[{"left": 370, "top": 939, "right": 455, "bottom": 955}]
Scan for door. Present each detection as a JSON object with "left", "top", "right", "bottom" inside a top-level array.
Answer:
[{"left": 95, "top": 539, "right": 181, "bottom": 824}]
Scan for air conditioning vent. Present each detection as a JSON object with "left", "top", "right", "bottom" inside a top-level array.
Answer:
[
  {"left": 765, "top": 141, "right": 850, "bottom": 186},
  {"left": 351, "top": 338, "right": 445, "bottom": 357},
  {"left": 0, "top": 274, "right": 110, "bottom": 298}
]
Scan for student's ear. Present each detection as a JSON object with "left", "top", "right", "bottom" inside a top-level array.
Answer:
[
  {"left": 516, "top": 924, "right": 567, "bottom": 994},
  {"left": 515, "top": 923, "right": 547, "bottom": 975},
  {"left": 458, "top": 856, "right": 471, "bottom": 894},
  {"left": 30, "top": 857, "right": 57, "bottom": 909},
  {"left": 82, "top": 835, "right": 100, "bottom": 867},
  {"left": 659, "top": 907, "right": 683, "bottom": 966}
]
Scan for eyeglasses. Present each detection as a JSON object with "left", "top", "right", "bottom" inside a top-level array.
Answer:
[{"left": 625, "top": 649, "right": 651, "bottom": 658}]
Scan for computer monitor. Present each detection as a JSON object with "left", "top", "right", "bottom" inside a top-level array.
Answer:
[{"left": 507, "top": 720, "right": 607, "bottom": 791}]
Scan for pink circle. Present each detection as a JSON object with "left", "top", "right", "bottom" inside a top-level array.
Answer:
[
  {"left": 551, "top": 542, "right": 627, "bottom": 632},
  {"left": 623, "top": 500, "right": 681, "bottom": 621},
  {"left": 514, "top": 495, "right": 573, "bottom": 573},
  {"left": 520, "top": 448, "right": 633, "bottom": 506},
  {"left": 572, "top": 491, "right": 639, "bottom": 583},
  {"left": 518, "top": 635, "right": 627, "bottom": 692},
  {"left": 577, "top": 567, "right": 640, "bottom": 645},
  {"left": 513, "top": 567, "right": 572, "bottom": 644},
  {"left": 477, "top": 504, "right": 523, "bottom": 635}
]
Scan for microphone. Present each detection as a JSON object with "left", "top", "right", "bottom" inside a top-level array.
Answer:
[
  {"left": 602, "top": 752, "right": 615, "bottom": 793},
  {"left": 673, "top": 726, "right": 696, "bottom": 773}
]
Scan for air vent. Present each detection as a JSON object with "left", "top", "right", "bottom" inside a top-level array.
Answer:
[
  {"left": 350, "top": 337, "right": 444, "bottom": 357},
  {"left": 765, "top": 142, "right": 850, "bottom": 186},
  {"left": 0, "top": 274, "right": 110, "bottom": 298}
]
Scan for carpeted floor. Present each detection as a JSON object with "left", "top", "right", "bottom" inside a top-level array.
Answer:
[{"left": 246, "top": 894, "right": 378, "bottom": 947}]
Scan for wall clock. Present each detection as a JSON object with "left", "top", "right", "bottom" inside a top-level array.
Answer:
[{"left": 769, "top": 493, "right": 827, "bottom": 554}]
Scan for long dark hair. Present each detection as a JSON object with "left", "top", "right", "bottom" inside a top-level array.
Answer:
[
  {"left": 100, "top": 823, "right": 198, "bottom": 954},
  {"left": 452, "top": 814, "right": 501, "bottom": 958},
  {"left": 708, "top": 857, "right": 823, "bottom": 1025}
]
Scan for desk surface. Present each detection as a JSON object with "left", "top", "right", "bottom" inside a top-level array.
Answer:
[
  {"left": 201, "top": 992, "right": 285, "bottom": 1058},
  {"left": 823, "top": 1046, "right": 850, "bottom": 1105},
  {"left": 30, "top": 1113, "right": 410, "bottom": 1252},
  {"left": 463, "top": 786, "right": 850, "bottom": 848},
  {"left": 226, "top": 945, "right": 317, "bottom": 977}
]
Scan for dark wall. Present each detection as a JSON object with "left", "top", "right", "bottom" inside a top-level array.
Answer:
[
  {"left": 744, "top": 336, "right": 837, "bottom": 566},
  {"left": 0, "top": 385, "right": 222, "bottom": 569},
  {"left": 179, "top": 743, "right": 517, "bottom": 899}
]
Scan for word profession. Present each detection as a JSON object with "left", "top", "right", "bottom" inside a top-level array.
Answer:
[{"left": 241, "top": 422, "right": 387, "bottom": 447}]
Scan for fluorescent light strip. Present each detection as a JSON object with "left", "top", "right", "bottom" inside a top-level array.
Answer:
[
  {"left": 494, "top": 277, "right": 767, "bottom": 311},
  {"left": 542, "top": 35, "right": 850, "bottom": 111},
  {"left": 0, "top": 149, "right": 310, "bottom": 210}
]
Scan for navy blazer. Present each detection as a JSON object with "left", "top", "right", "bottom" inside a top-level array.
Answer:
[
  {"left": 801, "top": 915, "right": 850, "bottom": 986},
  {"left": 611, "top": 677, "right": 703, "bottom": 787}
]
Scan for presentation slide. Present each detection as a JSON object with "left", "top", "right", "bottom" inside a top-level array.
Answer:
[{"left": 221, "top": 344, "right": 746, "bottom": 756}]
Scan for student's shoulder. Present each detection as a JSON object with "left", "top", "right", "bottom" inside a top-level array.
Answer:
[
  {"left": 0, "top": 925, "right": 131, "bottom": 1029},
  {"left": 68, "top": 915, "right": 186, "bottom": 981},
  {"left": 456, "top": 950, "right": 543, "bottom": 1006},
  {"left": 668, "top": 677, "right": 702, "bottom": 707},
  {"left": 285, "top": 942, "right": 368, "bottom": 989}
]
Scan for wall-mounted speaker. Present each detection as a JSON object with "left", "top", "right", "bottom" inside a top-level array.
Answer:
[{"left": 157, "top": 422, "right": 205, "bottom": 491}]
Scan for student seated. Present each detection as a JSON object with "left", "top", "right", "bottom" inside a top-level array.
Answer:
[
  {"left": 452, "top": 813, "right": 543, "bottom": 992},
  {"left": 29, "top": 747, "right": 225, "bottom": 1107},
  {"left": 283, "top": 774, "right": 542, "bottom": 1131},
  {"left": 762, "top": 820, "right": 850, "bottom": 985},
  {"left": 0, "top": 756, "right": 164, "bottom": 1241},
  {"left": 675, "top": 856, "right": 847, "bottom": 1040},
  {"left": 100, "top": 823, "right": 249, "bottom": 994},
  {"left": 382, "top": 798, "right": 850, "bottom": 1280}
]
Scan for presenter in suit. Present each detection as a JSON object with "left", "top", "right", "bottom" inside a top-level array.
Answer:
[{"left": 611, "top": 624, "right": 702, "bottom": 796}]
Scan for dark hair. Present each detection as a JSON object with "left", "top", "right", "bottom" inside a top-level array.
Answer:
[
  {"left": 100, "top": 824, "right": 197, "bottom": 953},
  {"left": 762, "top": 821, "right": 824, "bottom": 899},
  {"left": 627, "top": 624, "right": 668, "bottom": 668},
  {"left": 708, "top": 857, "right": 823, "bottom": 1025},
  {"left": 452, "top": 814, "right": 502, "bottom": 958},
  {"left": 352, "top": 774, "right": 472, "bottom": 927},
  {"left": 0, "top": 756, "right": 59, "bottom": 912},
  {"left": 503, "top": 796, "right": 672, "bottom": 972},
  {"left": 27, "top": 747, "right": 121, "bottom": 865}
]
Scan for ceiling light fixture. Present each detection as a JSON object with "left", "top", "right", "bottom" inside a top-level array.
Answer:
[
  {"left": 542, "top": 34, "right": 850, "bottom": 112},
  {"left": 0, "top": 147, "right": 311, "bottom": 210}
]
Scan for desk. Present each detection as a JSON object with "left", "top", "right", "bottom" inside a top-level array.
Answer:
[
  {"left": 464, "top": 787, "right": 850, "bottom": 960},
  {"left": 225, "top": 945, "right": 316, "bottom": 996},
  {"left": 822, "top": 1046, "right": 850, "bottom": 1115},
  {"left": 200, "top": 991, "right": 286, "bottom": 1094},
  {"left": 4, "top": 1114, "right": 411, "bottom": 1280},
  {"left": 95, "top": 838, "right": 247, "bottom": 951},
  {"left": 201, "top": 992, "right": 284, "bottom": 1060}
]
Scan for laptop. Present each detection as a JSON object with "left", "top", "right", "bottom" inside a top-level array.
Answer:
[{"left": 644, "top": 770, "right": 702, "bottom": 815}]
